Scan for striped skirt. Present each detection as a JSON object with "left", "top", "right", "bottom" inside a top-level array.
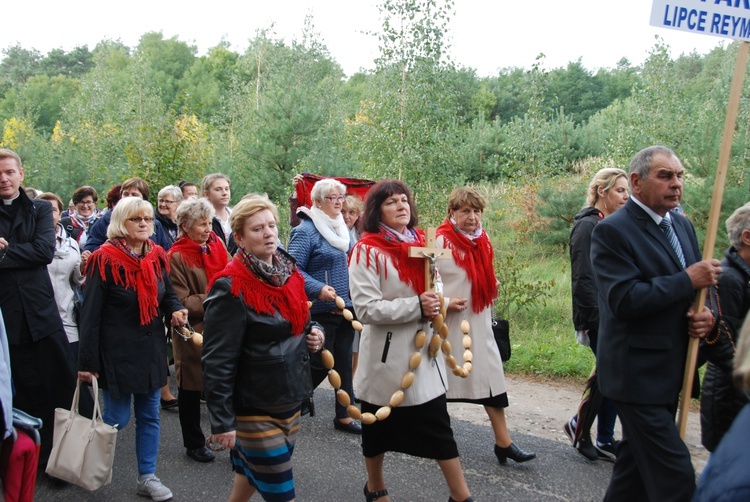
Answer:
[{"left": 231, "top": 403, "right": 302, "bottom": 502}]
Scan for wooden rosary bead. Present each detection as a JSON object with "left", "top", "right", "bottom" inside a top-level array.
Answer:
[
  {"left": 429, "top": 334, "right": 442, "bottom": 355},
  {"left": 335, "top": 296, "right": 346, "bottom": 309},
  {"left": 401, "top": 372, "right": 415, "bottom": 389},
  {"left": 463, "top": 349, "right": 473, "bottom": 363},
  {"left": 347, "top": 405, "right": 362, "bottom": 420},
  {"left": 460, "top": 319, "right": 471, "bottom": 334},
  {"left": 439, "top": 324, "right": 449, "bottom": 338},
  {"left": 446, "top": 355, "right": 457, "bottom": 369},
  {"left": 321, "top": 350, "right": 335, "bottom": 370},
  {"left": 351, "top": 320, "right": 364, "bottom": 332},
  {"left": 409, "top": 351, "right": 422, "bottom": 370},
  {"left": 390, "top": 390, "right": 405, "bottom": 407},
  {"left": 432, "top": 314, "right": 444, "bottom": 331},
  {"left": 361, "top": 412, "right": 377, "bottom": 425},
  {"left": 191, "top": 332, "right": 203, "bottom": 346},
  {"left": 343, "top": 308, "right": 354, "bottom": 321},
  {"left": 336, "top": 389, "right": 351, "bottom": 407},
  {"left": 328, "top": 369, "right": 342, "bottom": 388},
  {"left": 462, "top": 335, "right": 472, "bottom": 349},
  {"left": 415, "top": 330, "right": 427, "bottom": 349},
  {"left": 441, "top": 340, "right": 452, "bottom": 356},
  {"left": 375, "top": 406, "right": 392, "bottom": 421}
]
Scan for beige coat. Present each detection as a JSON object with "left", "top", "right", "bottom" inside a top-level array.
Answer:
[
  {"left": 436, "top": 235, "right": 506, "bottom": 400},
  {"left": 349, "top": 243, "right": 448, "bottom": 407}
]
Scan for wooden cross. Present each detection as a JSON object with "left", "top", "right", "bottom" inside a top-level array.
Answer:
[{"left": 408, "top": 227, "right": 452, "bottom": 292}]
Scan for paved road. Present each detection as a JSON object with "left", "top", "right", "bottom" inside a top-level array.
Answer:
[{"left": 35, "top": 387, "right": 612, "bottom": 501}]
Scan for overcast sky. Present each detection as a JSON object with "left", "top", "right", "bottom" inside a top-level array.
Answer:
[{"left": 0, "top": 0, "right": 729, "bottom": 76}]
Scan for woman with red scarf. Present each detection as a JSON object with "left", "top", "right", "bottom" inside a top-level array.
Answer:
[
  {"left": 78, "top": 197, "right": 187, "bottom": 501},
  {"left": 202, "top": 195, "right": 323, "bottom": 502},
  {"left": 168, "top": 198, "right": 230, "bottom": 463},
  {"left": 436, "top": 187, "right": 536, "bottom": 465},
  {"left": 349, "top": 180, "right": 473, "bottom": 502}
]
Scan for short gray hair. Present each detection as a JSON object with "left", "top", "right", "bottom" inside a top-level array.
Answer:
[
  {"left": 310, "top": 178, "right": 346, "bottom": 204},
  {"left": 726, "top": 202, "right": 750, "bottom": 249},
  {"left": 630, "top": 145, "right": 676, "bottom": 179},
  {"left": 176, "top": 198, "right": 216, "bottom": 238},
  {"left": 107, "top": 197, "right": 154, "bottom": 239},
  {"left": 158, "top": 185, "right": 183, "bottom": 203}
]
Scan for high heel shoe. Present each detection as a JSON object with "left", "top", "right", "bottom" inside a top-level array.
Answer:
[
  {"left": 494, "top": 443, "right": 536, "bottom": 464},
  {"left": 364, "top": 482, "right": 388, "bottom": 501}
]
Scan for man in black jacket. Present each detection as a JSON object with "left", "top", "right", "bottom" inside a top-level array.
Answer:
[
  {"left": 591, "top": 145, "right": 721, "bottom": 501},
  {"left": 0, "top": 148, "right": 77, "bottom": 468}
]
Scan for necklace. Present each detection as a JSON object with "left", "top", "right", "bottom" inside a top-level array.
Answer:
[{"left": 326, "top": 294, "right": 472, "bottom": 424}]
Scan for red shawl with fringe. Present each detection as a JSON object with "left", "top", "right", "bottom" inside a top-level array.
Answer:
[
  {"left": 350, "top": 228, "right": 427, "bottom": 295},
  {"left": 87, "top": 240, "right": 169, "bottom": 325},
  {"left": 436, "top": 219, "right": 497, "bottom": 313},
  {"left": 168, "top": 232, "right": 228, "bottom": 284},
  {"left": 208, "top": 255, "right": 310, "bottom": 335}
]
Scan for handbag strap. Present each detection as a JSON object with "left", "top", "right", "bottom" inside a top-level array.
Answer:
[{"left": 68, "top": 376, "right": 105, "bottom": 428}]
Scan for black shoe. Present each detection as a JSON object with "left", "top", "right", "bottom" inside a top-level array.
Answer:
[
  {"left": 364, "top": 482, "right": 388, "bottom": 501},
  {"left": 334, "top": 418, "right": 362, "bottom": 434},
  {"left": 301, "top": 397, "right": 315, "bottom": 417},
  {"left": 186, "top": 446, "right": 215, "bottom": 463},
  {"left": 160, "top": 398, "right": 178, "bottom": 410},
  {"left": 448, "top": 497, "right": 474, "bottom": 502},
  {"left": 563, "top": 418, "right": 597, "bottom": 461},
  {"left": 595, "top": 440, "right": 619, "bottom": 462},
  {"left": 494, "top": 443, "right": 536, "bottom": 464}
]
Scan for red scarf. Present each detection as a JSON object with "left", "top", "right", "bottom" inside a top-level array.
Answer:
[
  {"left": 87, "top": 240, "right": 168, "bottom": 325},
  {"left": 351, "top": 228, "right": 426, "bottom": 295},
  {"left": 436, "top": 219, "right": 497, "bottom": 313},
  {"left": 208, "top": 255, "right": 310, "bottom": 335},
  {"left": 168, "top": 232, "right": 228, "bottom": 284}
]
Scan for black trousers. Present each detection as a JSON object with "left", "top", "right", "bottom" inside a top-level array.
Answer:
[
  {"left": 604, "top": 400, "right": 695, "bottom": 502},
  {"left": 178, "top": 388, "right": 205, "bottom": 449},
  {"left": 309, "top": 313, "right": 355, "bottom": 420},
  {"left": 9, "top": 329, "right": 79, "bottom": 468}
]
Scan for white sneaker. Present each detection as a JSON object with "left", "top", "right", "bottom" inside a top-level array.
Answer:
[{"left": 137, "top": 475, "right": 173, "bottom": 501}]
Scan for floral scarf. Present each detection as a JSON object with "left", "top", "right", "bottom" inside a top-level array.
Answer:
[{"left": 208, "top": 249, "right": 309, "bottom": 335}]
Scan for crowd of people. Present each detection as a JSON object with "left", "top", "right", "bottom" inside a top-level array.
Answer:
[{"left": 1, "top": 143, "right": 750, "bottom": 501}]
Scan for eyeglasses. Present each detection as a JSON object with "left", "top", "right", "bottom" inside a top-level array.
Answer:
[
  {"left": 76, "top": 201, "right": 96, "bottom": 207},
  {"left": 158, "top": 199, "right": 177, "bottom": 205},
  {"left": 127, "top": 216, "right": 154, "bottom": 224},
  {"left": 325, "top": 196, "right": 345, "bottom": 202}
]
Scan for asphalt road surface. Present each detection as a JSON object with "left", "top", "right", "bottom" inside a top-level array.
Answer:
[{"left": 35, "top": 386, "right": 612, "bottom": 501}]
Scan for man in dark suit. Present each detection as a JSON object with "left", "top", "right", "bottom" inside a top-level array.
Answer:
[
  {"left": 0, "top": 148, "right": 78, "bottom": 468},
  {"left": 591, "top": 145, "right": 721, "bottom": 501}
]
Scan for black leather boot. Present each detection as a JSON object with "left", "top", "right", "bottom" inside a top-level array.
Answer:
[{"left": 494, "top": 443, "right": 537, "bottom": 464}]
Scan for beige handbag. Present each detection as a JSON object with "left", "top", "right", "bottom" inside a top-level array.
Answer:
[{"left": 45, "top": 375, "right": 118, "bottom": 491}]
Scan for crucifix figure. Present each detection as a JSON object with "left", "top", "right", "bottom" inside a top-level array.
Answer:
[{"left": 408, "top": 227, "right": 452, "bottom": 292}]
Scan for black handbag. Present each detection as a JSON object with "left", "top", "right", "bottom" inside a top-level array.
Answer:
[{"left": 492, "top": 318, "right": 511, "bottom": 362}]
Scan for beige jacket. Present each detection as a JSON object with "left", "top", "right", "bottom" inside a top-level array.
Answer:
[
  {"left": 349, "top": 243, "right": 448, "bottom": 407},
  {"left": 436, "top": 235, "right": 506, "bottom": 400}
]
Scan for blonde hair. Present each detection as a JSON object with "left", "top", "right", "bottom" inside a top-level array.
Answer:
[
  {"left": 734, "top": 313, "right": 750, "bottom": 391},
  {"left": 230, "top": 195, "right": 279, "bottom": 238},
  {"left": 586, "top": 168, "right": 628, "bottom": 207},
  {"left": 343, "top": 194, "right": 364, "bottom": 215},
  {"left": 201, "top": 173, "right": 231, "bottom": 195},
  {"left": 107, "top": 197, "right": 154, "bottom": 239}
]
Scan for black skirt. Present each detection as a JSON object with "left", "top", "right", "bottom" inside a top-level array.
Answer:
[
  {"left": 446, "top": 391, "right": 509, "bottom": 408},
  {"left": 361, "top": 394, "right": 459, "bottom": 460}
]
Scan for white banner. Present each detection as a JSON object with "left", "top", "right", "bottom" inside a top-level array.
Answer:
[{"left": 651, "top": 0, "right": 750, "bottom": 41}]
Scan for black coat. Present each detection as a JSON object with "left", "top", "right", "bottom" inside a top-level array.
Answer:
[
  {"left": 78, "top": 247, "right": 184, "bottom": 399},
  {"left": 211, "top": 217, "right": 237, "bottom": 256},
  {"left": 570, "top": 206, "right": 604, "bottom": 332},
  {"left": 0, "top": 190, "right": 65, "bottom": 344},
  {"left": 700, "top": 246, "right": 750, "bottom": 451},
  {"left": 202, "top": 277, "right": 314, "bottom": 434},
  {"left": 592, "top": 200, "right": 702, "bottom": 405}
]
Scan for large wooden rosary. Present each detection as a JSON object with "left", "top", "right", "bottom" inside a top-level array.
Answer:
[{"left": 326, "top": 227, "right": 474, "bottom": 424}]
